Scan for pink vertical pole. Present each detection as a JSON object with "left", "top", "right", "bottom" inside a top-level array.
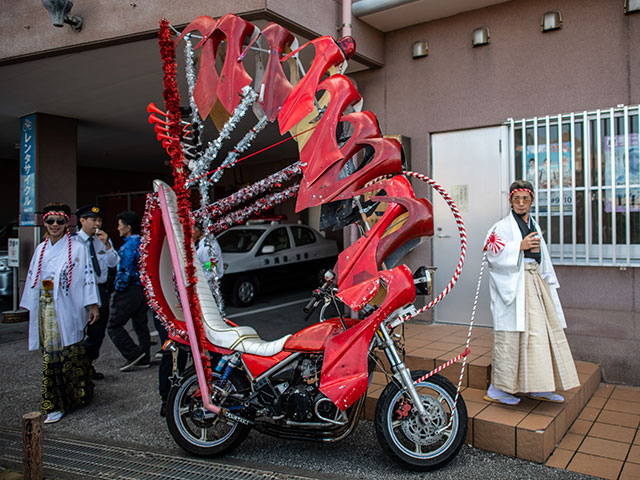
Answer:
[{"left": 157, "top": 185, "right": 221, "bottom": 414}]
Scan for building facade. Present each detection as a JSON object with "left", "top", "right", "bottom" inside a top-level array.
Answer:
[{"left": 1, "top": 0, "right": 638, "bottom": 383}]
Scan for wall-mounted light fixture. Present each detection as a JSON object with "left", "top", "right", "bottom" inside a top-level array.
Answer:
[
  {"left": 412, "top": 40, "right": 429, "bottom": 59},
  {"left": 541, "top": 10, "right": 562, "bottom": 32},
  {"left": 624, "top": 0, "right": 640, "bottom": 14},
  {"left": 41, "top": 0, "right": 83, "bottom": 31},
  {"left": 472, "top": 26, "right": 490, "bottom": 47}
]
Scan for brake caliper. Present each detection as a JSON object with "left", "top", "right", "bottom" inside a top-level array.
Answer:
[{"left": 395, "top": 399, "right": 412, "bottom": 419}]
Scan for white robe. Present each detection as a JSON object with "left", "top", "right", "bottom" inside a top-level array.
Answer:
[
  {"left": 486, "top": 213, "right": 565, "bottom": 332},
  {"left": 20, "top": 236, "right": 99, "bottom": 351},
  {"left": 196, "top": 237, "right": 224, "bottom": 280}
]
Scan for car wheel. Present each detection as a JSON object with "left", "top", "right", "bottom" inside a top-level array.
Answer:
[{"left": 231, "top": 276, "right": 257, "bottom": 307}]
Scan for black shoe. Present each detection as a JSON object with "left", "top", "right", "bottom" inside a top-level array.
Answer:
[
  {"left": 90, "top": 365, "right": 105, "bottom": 380},
  {"left": 120, "top": 353, "right": 147, "bottom": 372},
  {"left": 160, "top": 400, "right": 167, "bottom": 417}
]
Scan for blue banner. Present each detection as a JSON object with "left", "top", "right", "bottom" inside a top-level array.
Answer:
[{"left": 19, "top": 114, "right": 36, "bottom": 226}]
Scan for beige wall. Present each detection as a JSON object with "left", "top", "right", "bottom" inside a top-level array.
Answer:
[
  {"left": 351, "top": 0, "right": 640, "bottom": 384},
  {"left": 0, "top": 0, "right": 383, "bottom": 67}
]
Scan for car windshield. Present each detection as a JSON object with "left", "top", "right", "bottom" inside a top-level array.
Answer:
[{"left": 217, "top": 228, "right": 266, "bottom": 253}]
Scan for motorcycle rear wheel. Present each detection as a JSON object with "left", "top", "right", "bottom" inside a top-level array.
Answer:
[
  {"left": 374, "top": 371, "right": 467, "bottom": 471},
  {"left": 166, "top": 366, "right": 251, "bottom": 457}
]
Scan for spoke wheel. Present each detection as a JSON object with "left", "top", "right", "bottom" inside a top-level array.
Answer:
[
  {"left": 166, "top": 366, "right": 251, "bottom": 456},
  {"left": 374, "top": 372, "right": 467, "bottom": 471}
]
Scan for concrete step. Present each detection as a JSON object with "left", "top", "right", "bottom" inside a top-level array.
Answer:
[{"left": 364, "top": 323, "right": 602, "bottom": 464}]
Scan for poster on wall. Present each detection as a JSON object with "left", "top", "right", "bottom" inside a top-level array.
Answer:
[
  {"left": 603, "top": 134, "right": 639, "bottom": 213},
  {"left": 524, "top": 142, "right": 573, "bottom": 214}
]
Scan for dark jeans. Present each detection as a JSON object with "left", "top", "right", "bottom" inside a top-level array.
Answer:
[
  {"left": 107, "top": 284, "right": 150, "bottom": 362},
  {"left": 84, "top": 283, "right": 109, "bottom": 363},
  {"left": 153, "top": 315, "right": 188, "bottom": 400}
]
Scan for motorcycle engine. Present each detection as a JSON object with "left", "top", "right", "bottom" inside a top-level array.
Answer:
[
  {"left": 283, "top": 384, "right": 316, "bottom": 421},
  {"left": 281, "top": 356, "right": 322, "bottom": 422}
]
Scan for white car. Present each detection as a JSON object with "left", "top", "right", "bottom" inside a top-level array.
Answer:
[{"left": 217, "top": 223, "right": 339, "bottom": 306}]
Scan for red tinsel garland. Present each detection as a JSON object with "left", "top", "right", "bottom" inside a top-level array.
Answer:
[{"left": 159, "top": 19, "right": 212, "bottom": 383}]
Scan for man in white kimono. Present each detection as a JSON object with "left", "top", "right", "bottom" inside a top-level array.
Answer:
[
  {"left": 20, "top": 203, "right": 100, "bottom": 423},
  {"left": 194, "top": 223, "right": 224, "bottom": 283},
  {"left": 484, "top": 180, "right": 579, "bottom": 406}
]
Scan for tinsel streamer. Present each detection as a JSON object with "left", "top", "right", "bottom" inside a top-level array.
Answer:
[
  {"left": 186, "top": 86, "right": 258, "bottom": 190},
  {"left": 210, "top": 183, "right": 300, "bottom": 233},
  {"left": 139, "top": 193, "right": 189, "bottom": 342},
  {"left": 208, "top": 114, "right": 269, "bottom": 184},
  {"left": 193, "top": 162, "right": 302, "bottom": 221},
  {"left": 184, "top": 36, "right": 203, "bottom": 135},
  {"left": 159, "top": 19, "right": 212, "bottom": 383}
]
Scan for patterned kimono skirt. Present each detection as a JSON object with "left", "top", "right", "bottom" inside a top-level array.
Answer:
[
  {"left": 491, "top": 262, "right": 580, "bottom": 394},
  {"left": 39, "top": 286, "right": 94, "bottom": 414}
]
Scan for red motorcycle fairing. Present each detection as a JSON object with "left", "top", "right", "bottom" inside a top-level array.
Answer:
[
  {"left": 295, "top": 75, "right": 361, "bottom": 212},
  {"left": 300, "top": 110, "right": 381, "bottom": 193},
  {"left": 177, "top": 14, "right": 255, "bottom": 117},
  {"left": 284, "top": 317, "right": 360, "bottom": 352},
  {"left": 242, "top": 350, "right": 292, "bottom": 378},
  {"left": 334, "top": 187, "right": 433, "bottom": 292},
  {"left": 258, "top": 23, "right": 295, "bottom": 121},
  {"left": 296, "top": 136, "right": 404, "bottom": 211},
  {"left": 277, "top": 36, "right": 353, "bottom": 134},
  {"left": 241, "top": 318, "right": 360, "bottom": 378},
  {"left": 319, "top": 266, "right": 416, "bottom": 410}
]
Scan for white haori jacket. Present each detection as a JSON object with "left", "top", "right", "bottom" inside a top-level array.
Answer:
[
  {"left": 20, "top": 236, "right": 99, "bottom": 351},
  {"left": 486, "top": 213, "right": 566, "bottom": 332}
]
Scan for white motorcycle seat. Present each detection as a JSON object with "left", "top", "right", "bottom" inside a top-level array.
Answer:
[{"left": 154, "top": 180, "right": 291, "bottom": 357}]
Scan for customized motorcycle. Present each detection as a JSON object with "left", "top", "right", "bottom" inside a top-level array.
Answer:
[
  {"left": 142, "top": 180, "right": 467, "bottom": 471},
  {"left": 141, "top": 14, "right": 470, "bottom": 471}
]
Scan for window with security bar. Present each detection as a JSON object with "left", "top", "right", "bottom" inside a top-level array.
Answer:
[{"left": 508, "top": 105, "right": 640, "bottom": 266}]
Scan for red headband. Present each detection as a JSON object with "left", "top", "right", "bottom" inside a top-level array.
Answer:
[
  {"left": 509, "top": 188, "right": 534, "bottom": 200},
  {"left": 43, "top": 211, "right": 70, "bottom": 222}
]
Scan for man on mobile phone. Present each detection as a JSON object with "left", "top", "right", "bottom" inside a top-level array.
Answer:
[
  {"left": 483, "top": 180, "right": 579, "bottom": 406},
  {"left": 74, "top": 204, "right": 119, "bottom": 380}
]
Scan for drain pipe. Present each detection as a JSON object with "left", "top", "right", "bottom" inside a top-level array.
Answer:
[
  {"left": 352, "top": 0, "right": 420, "bottom": 18},
  {"left": 342, "top": 0, "right": 352, "bottom": 37}
]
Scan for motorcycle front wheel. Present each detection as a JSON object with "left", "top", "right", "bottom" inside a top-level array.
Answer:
[
  {"left": 166, "top": 366, "right": 251, "bottom": 457},
  {"left": 374, "top": 371, "right": 467, "bottom": 471}
]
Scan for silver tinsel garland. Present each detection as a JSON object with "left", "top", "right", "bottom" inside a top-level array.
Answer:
[
  {"left": 186, "top": 86, "right": 258, "bottom": 192},
  {"left": 209, "top": 114, "right": 269, "bottom": 184},
  {"left": 139, "top": 193, "right": 189, "bottom": 341},
  {"left": 209, "top": 183, "right": 300, "bottom": 233},
  {"left": 193, "top": 162, "right": 301, "bottom": 221}
]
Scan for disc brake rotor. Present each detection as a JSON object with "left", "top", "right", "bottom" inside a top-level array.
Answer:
[{"left": 400, "top": 394, "right": 448, "bottom": 446}]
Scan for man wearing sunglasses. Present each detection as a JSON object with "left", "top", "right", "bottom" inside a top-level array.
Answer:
[{"left": 73, "top": 204, "right": 119, "bottom": 380}]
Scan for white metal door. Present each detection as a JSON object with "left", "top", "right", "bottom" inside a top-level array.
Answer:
[{"left": 431, "top": 126, "right": 509, "bottom": 326}]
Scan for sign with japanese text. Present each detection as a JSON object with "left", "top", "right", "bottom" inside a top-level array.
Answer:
[
  {"left": 19, "top": 114, "right": 36, "bottom": 226},
  {"left": 8, "top": 238, "right": 19, "bottom": 268}
]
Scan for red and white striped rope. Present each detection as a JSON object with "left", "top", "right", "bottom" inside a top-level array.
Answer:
[
  {"left": 401, "top": 171, "right": 467, "bottom": 319},
  {"left": 413, "top": 251, "right": 489, "bottom": 432},
  {"left": 31, "top": 228, "right": 73, "bottom": 289}
]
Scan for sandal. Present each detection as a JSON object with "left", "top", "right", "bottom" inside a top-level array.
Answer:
[
  {"left": 44, "top": 411, "right": 64, "bottom": 424},
  {"left": 527, "top": 392, "right": 564, "bottom": 403},
  {"left": 484, "top": 385, "right": 521, "bottom": 405},
  {"left": 483, "top": 394, "right": 521, "bottom": 406}
]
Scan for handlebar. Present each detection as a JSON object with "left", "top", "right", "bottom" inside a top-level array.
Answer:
[
  {"left": 303, "top": 287, "right": 324, "bottom": 321},
  {"left": 302, "top": 277, "right": 334, "bottom": 321}
]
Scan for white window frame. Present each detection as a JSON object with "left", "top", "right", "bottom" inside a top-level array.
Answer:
[{"left": 507, "top": 105, "right": 640, "bottom": 267}]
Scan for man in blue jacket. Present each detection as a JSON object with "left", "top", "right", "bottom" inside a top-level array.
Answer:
[{"left": 107, "top": 211, "right": 150, "bottom": 372}]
